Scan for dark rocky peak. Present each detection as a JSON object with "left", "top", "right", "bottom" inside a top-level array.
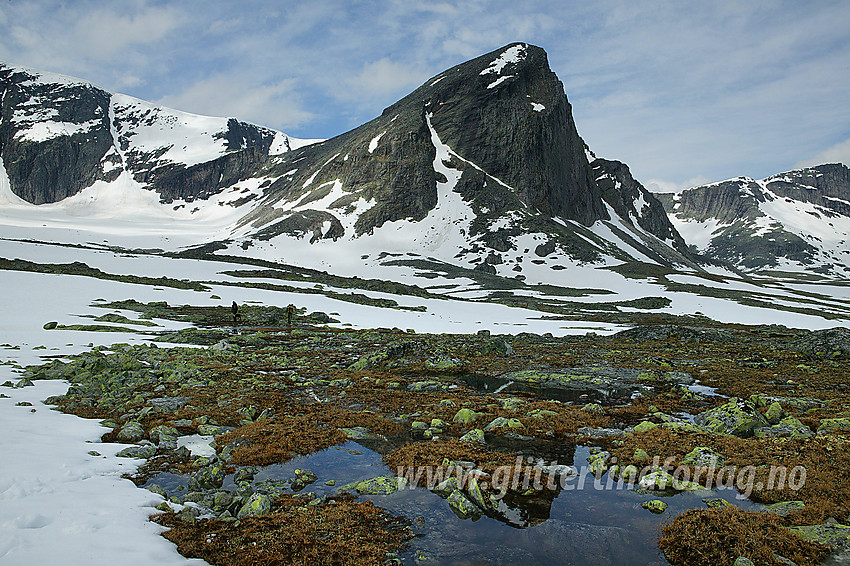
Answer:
[
  {"left": 251, "top": 43, "right": 607, "bottom": 243},
  {"left": 592, "top": 158, "right": 690, "bottom": 255}
]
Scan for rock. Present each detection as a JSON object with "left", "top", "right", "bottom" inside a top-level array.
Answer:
[
  {"left": 792, "top": 327, "right": 850, "bottom": 359},
  {"left": 211, "top": 340, "right": 232, "bottom": 351},
  {"left": 446, "top": 489, "right": 480, "bottom": 520},
  {"left": 633, "top": 421, "right": 657, "bottom": 434},
  {"left": 233, "top": 467, "right": 258, "bottom": 484},
  {"left": 116, "top": 445, "right": 156, "bottom": 459},
  {"left": 14, "top": 378, "right": 34, "bottom": 388},
  {"left": 343, "top": 476, "right": 404, "bottom": 496},
  {"left": 452, "top": 408, "right": 479, "bottom": 425},
  {"left": 764, "top": 501, "right": 805, "bottom": 516},
  {"left": 765, "top": 402, "right": 785, "bottom": 425},
  {"left": 340, "top": 426, "right": 383, "bottom": 440},
  {"left": 581, "top": 402, "right": 605, "bottom": 415},
  {"left": 237, "top": 493, "right": 272, "bottom": 518},
  {"left": 527, "top": 409, "right": 559, "bottom": 420},
  {"left": 191, "top": 464, "right": 225, "bottom": 490},
  {"left": 577, "top": 427, "right": 624, "bottom": 439},
  {"left": 693, "top": 398, "right": 769, "bottom": 437},
  {"left": 789, "top": 521, "right": 850, "bottom": 552},
  {"left": 425, "top": 357, "right": 464, "bottom": 371},
  {"left": 681, "top": 447, "right": 725, "bottom": 468},
  {"left": 147, "top": 397, "right": 191, "bottom": 411},
  {"left": 178, "top": 506, "right": 201, "bottom": 523},
  {"left": 703, "top": 498, "right": 733, "bottom": 509},
  {"left": 466, "top": 477, "right": 490, "bottom": 511},
  {"left": 411, "top": 421, "right": 428, "bottom": 431},
  {"left": 430, "top": 418, "right": 448, "bottom": 431},
  {"left": 633, "top": 448, "right": 651, "bottom": 464},
  {"left": 619, "top": 465, "right": 640, "bottom": 483},
  {"left": 117, "top": 421, "right": 145, "bottom": 442},
  {"left": 149, "top": 424, "right": 179, "bottom": 444},
  {"left": 459, "top": 428, "right": 485, "bottom": 444},
  {"left": 407, "top": 381, "right": 447, "bottom": 392},
  {"left": 817, "top": 418, "right": 850, "bottom": 434},
  {"left": 197, "top": 424, "right": 234, "bottom": 436},
  {"left": 755, "top": 416, "right": 813, "bottom": 439},
  {"left": 484, "top": 417, "right": 523, "bottom": 431},
  {"left": 43, "top": 321, "right": 58, "bottom": 330},
  {"left": 638, "top": 470, "right": 706, "bottom": 492},
  {"left": 641, "top": 499, "right": 668, "bottom": 514},
  {"left": 733, "top": 558, "right": 755, "bottom": 566}
]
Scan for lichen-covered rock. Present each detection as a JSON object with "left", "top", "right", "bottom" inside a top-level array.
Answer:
[
  {"left": 764, "top": 500, "right": 805, "bottom": 517},
  {"left": 191, "top": 464, "right": 225, "bottom": 490},
  {"left": 581, "top": 402, "right": 605, "bottom": 415},
  {"left": 817, "top": 418, "right": 850, "bottom": 434},
  {"left": 343, "top": 476, "right": 404, "bottom": 496},
  {"left": 755, "top": 416, "right": 813, "bottom": 439},
  {"left": 446, "top": 489, "right": 480, "bottom": 520},
  {"left": 641, "top": 499, "right": 668, "bottom": 514},
  {"left": 483, "top": 417, "right": 523, "bottom": 431},
  {"left": 452, "top": 408, "right": 479, "bottom": 425},
  {"left": 116, "top": 445, "right": 156, "bottom": 459},
  {"left": 149, "top": 424, "right": 179, "bottom": 444},
  {"left": 694, "top": 398, "right": 769, "bottom": 436},
  {"left": 633, "top": 421, "right": 657, "bottom": 434},
  {"left": 764, "top": 402, "right": 784, "bottom": 425},
  {"left": 733, "top": 558, "right": 755, "bottom": 566},
  {"left": 459, "top": 428, "right": 485, "bottom": 444},
  {"left": 633, "top": 448, "right": 651, "bottom": 464},
  {"left": 789, "top": 521, "right": 850, "bottom": 550},
  {"left": 237, "top": 493, "right": 272, "bottom": 518},
  {"left": 117, "top": 421, "right": 145, "bottom": 442},
  {"left": 681, "top": 447, "right": 724, "bottom": 468}
]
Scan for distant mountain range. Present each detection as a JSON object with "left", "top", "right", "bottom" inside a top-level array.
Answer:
[
  {"left": 2, "top": 45, "right": 848, "bottom": 281},
  {"left": 657, "top": 164, "right": 850, "bottom": 276}
]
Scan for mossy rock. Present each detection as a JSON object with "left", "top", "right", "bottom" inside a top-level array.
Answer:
[
  {"left": 633, "top": 421, "right": 657, "bottom": 434},
  {"left": 789, "top": 522, "right": 850, "bottom": 549},
  {"left": 237, "top": 493, "right": 272, "bottom": 518},
  {"left": 641, "top": 499, "right": 668, "bottom": 514},
  {"left": 764, "top": 402, "right": 784, "bottom": 425},
  {"left": 817, "top": 418, "right": 850, "bottom": 434},
  {"left": 452, "top": 408, "right": 480, "bottom": 425},
  {"left": 446, "top": 489, "right": 480, "bottom": 520},
  {"left": 343, "top": 476, "right": 405, "bottom": 496},
  {"left": 764, "top": 500, "right": 805, "bottom": 517},
  {"left": 693, "top": 398, "right": 769, "bottom": 437}
]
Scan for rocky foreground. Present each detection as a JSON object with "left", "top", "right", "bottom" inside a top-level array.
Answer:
[{"left": 6, "top": 301, "right": 850, "bottom": 566}]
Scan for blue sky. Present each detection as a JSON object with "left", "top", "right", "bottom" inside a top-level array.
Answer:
[{"left": 1, "top": 0, "right": 848, "bottom": 192}]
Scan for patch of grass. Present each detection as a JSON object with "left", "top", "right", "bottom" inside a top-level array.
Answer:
[
  {"left": 658, "top": 506, "right": 829, "bottom": 566},
  {"left": 155, "top": 495, "right": 412, "bottom": 566}
]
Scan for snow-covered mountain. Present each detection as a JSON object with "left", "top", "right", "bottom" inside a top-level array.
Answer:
[
  {"left": 657, "top": 163, "right": 850, "bottom": 276},
  {"left": 1, "top": 44, "right": 698, "bottom": 282},
  {"left": 0, "top": 63, "right": 318, "bottom": 205}
]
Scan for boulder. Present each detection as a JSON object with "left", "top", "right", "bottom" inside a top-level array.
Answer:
[
  {"left": 237, "top": 493, "right": 272, "bottom": 518},
  {"left": 641, "top": 499, "right": 668, "bottom": 514},
  {"left": 681, "top": 447, "right": 724, "bottom": 468},
  {"left": 694, "top": 398, "right": 769, "bottom": 436},
  {"left": 117, "top": 421, "right": 145, "bottom": 442},
  {"left": 343, "top": 476, "right": 404, "bottom": 496}
]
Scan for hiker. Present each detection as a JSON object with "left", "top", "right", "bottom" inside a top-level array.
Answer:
[
  {"left": 231, "top": 301, "right": 239, "bottom": 325},
  {"left": 286, "top": 304, "right": 294, "bottom": 329}
]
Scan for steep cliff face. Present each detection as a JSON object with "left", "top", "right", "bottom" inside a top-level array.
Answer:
[
  {"left": 0, "top": 63, "right": 297, "bottom": 204},
  {"left": 658, "top": 164, "right": 850, "bottom": 274},
  {"left": 0, "top": 65, "right": 113, "bottom": 204}
]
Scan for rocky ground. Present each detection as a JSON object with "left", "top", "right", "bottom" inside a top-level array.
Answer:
[{"left": 6, "top": 301, "right": 850, "bottom": 566}]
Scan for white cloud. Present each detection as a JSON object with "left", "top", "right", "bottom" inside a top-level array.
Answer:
[
  {"left": 794, "top": 138, "right": 850, "bottom": 170},
  {"left": 344, "top": 58, "right": 427, "bottom": 99},
  {"left": 645, "top": 176, "right": 713, "bottom": 195},
  {"left": 72, "top": 5, "right": 186, "bottom": 59},
  {"left": 156, "top": 75, "right": 315, "bottom": 131}
]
